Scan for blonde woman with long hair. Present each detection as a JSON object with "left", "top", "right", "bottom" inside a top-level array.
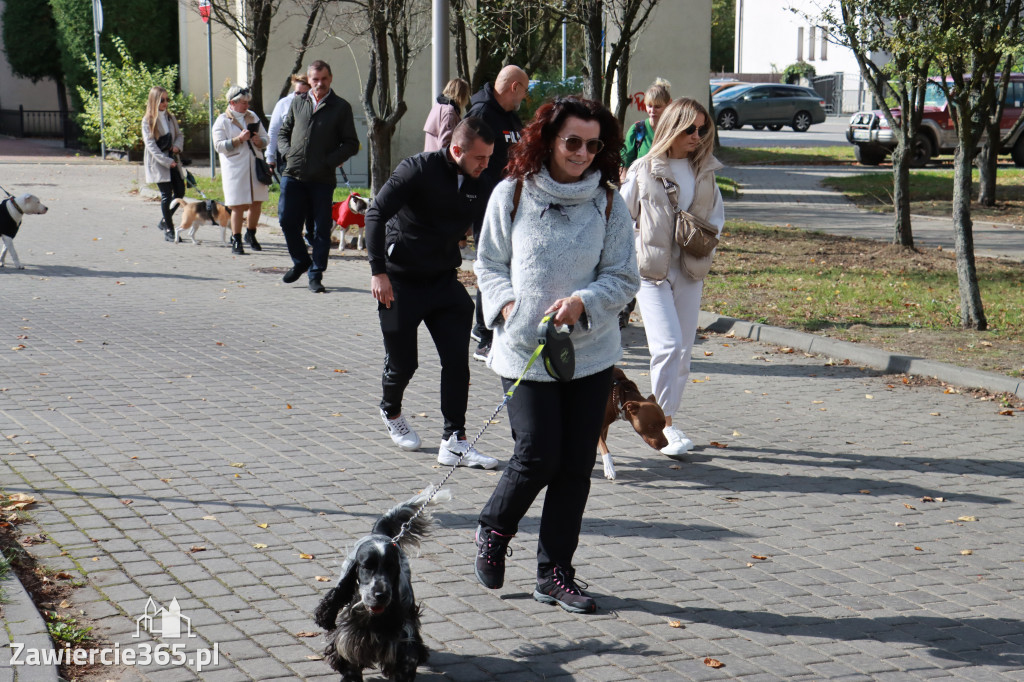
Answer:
[
  {"left": 141, "top": 86, "right": 184, "bottom": 241},
  {"left": 620, "top": 97, "right": 725, "bottom": 456},
  {"left": 423, "top": 77, "right": 471, "bottom": 151}
]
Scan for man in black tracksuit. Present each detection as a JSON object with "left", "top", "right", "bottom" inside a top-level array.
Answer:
[
  {"left": 368, "top": 118, "right": 499, "bottom": 469},
  {"left": 465, "top": 65, "right": 528, "bottom": 360}
]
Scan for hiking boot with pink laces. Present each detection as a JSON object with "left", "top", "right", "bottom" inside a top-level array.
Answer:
[
  {"left": 534, "top": 566, "right": 596, "bottom": 614},
  {"left": 474, "top": 525, "right": 513, "bottom": 589}
]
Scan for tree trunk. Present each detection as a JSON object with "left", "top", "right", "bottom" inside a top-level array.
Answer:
[
  {"left": 890, "top": 133, "right": 914, "bottom": 248},
  {"left": 951, "top": 142, "right": 987, "bottom": 329},
  {"left": 581, "top": 0, "right": 603, "bottom": 100},
  {"left": 368, "top": 118, "right": 392, "bottom": 196},
  {"left": 281, "top": 1, "right": 321, "bottom": 99},
  {"left": 613, "top": 41, "right": 631, "bottom": 124},
  {"left": 976, "top": 124, "right": 1000, "bottom": 206}
]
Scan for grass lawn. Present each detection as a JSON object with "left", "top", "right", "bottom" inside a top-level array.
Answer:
[
  {"left": 822, "top": 167, "right": 1024, "bottom": 224},
  {"left": 703, "top": 219, "right": 1024, "bottom": 377},
  {"left": 716, "top": 145, "right": 857, "bottom": 166},
  {"left": 150, "top": 175, "right": 369, "bottom": 217}
]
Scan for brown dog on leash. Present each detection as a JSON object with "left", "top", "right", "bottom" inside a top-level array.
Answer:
[
  {"left": 169, "top": 198, "right": 232, "bottom": 244},
  {"left": 598, "top": 367, "right": 669, "bottom": 480}
]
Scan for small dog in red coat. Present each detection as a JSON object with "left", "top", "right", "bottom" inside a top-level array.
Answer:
[{"left": 331, "top": 192, "right": 368, "bottom": 250}]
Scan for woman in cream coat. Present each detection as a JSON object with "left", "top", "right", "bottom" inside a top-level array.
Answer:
[
  {"left": 212, "top": 85, "right": 270, "bottom": 255},
  {"left": 141, "top": 86, "right": 185, "bottom": 242},
  {"left": 620, "top": 97, "right": 725, "bottom": 456}
]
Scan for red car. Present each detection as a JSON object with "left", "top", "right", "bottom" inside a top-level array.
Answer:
[{"left": 847, "top": 75, "right": 1024, "bottom": 166}]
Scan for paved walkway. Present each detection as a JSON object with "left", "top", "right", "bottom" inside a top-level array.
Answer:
[
  {"left": 1, "top": 153, "right": 1024, "bottom": 681},
  {"left": 721, "top": 165, "right": 1024, "bottom": 262}
]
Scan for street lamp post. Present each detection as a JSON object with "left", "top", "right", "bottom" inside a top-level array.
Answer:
[{"left": 91, "top": 0, "right": 105, "bottom": 159}]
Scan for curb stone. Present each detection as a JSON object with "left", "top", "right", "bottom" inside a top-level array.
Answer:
[
  {"left": 698, "top": 311, "right": 1024, "bottom": 399},
  {"left": 1, "top": 572, "right": 59, "bottom": 681}
]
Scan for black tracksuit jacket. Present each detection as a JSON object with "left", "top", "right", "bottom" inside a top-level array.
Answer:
[{"left": 366, "top": 148, "right": 495, "bottom": 279}]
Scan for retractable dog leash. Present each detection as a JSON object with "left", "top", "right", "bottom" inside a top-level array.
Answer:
[
  {"left": 391, "top": 315, "right": 574, "bottom": 543},
  {"left": 0, "top": 184, "right": 14, "bottom": 198}
]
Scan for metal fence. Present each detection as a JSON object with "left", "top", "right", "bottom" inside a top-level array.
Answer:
[
  {"left": 0, "top": 106, "right": 83, "bottom": 149},
  {"left": 811, "top": 73, "right": 844, "bottom": 115}
]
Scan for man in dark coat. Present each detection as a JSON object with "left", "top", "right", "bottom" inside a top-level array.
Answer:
[
  {"left": 465, "top": 65, "right": 529, "bottom": 359},
  {"left": 278, "top": 60, "right": 360, "bottom": 293},
  {"left": 367, "top": 118, "right": 499, "bottom": 470}
]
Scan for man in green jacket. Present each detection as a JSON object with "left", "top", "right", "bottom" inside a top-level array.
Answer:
[{"left": 278, "top": 60, "right": 360, "bottom": 292}]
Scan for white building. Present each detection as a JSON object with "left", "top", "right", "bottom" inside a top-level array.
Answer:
[{"left": 733, "top": 0, "right": 870, "bottom": 113}]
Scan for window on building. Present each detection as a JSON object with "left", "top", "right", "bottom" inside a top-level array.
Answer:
[
  {"left": 797, "top": 27, "right": 804, "bottom": 61},
  {"left": 808, "top": 27, "right": 816, "bottom": 61}
]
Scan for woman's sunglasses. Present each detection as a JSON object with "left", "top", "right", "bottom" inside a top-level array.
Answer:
[
  {"left": 159, "top": 97, "right": 169, "bottom": 103},
  {"left": 684, "top": 123, "right": 710, "bottom": 138},
  {"left": 559, "top": 135, "right": 605, "bottom": 154}
]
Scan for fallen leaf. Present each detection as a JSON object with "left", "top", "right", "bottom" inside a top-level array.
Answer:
[
  {"left": 253, "top": 543, "right": 268, "bottom": 549},
  {"left": 11, "top": 344, "right": 26, "bottom": 351},
  {"left": 286, "top": 404, "right": 292, "bottom": 409},
  {"left": 4, "top": 493, "right": 36, "bottom": 510},
  {"left": 865, "top": 394, "right": 874, "bottom": 400},
  {"left": 930, "top": 412, "right": 941, "bottom": 416},
  {"left": 998, "top": 409, "right": 1015, "bottom": 416},
  {"left": 307, "top": 366, "right": 317, "bottom": 370},
  {"left": 961, "top": 549, "right": 974, "bottom": 555},
  {"left": 725, "top": 331, "right": 735, "bottom": 338},
  {"left": 894, "top": 522, "right": 905, "bottom": 527},
  {"left": 859, "top": 489, "right": 871, "bottom": 495},
  {"left": 668, "top": 620, "right": 683, "bottom": 628},
  {"left": 189, "top": 546, "right": 206, "bottom": 553},
  {"left": 230, "top": 462, "right": 245, "bottom": 468},
  {"left": 703, "top": 351, "right": 714, "bottom": 356},
  {"left": 746, "top": 562, "right": 754, "bottom": 567},
  {"left": 295, "top": 631, "right": 318, "bottom": 638},
  {"left": 121, "top": 499, "right": 134, "bottom": 505},
  {"left": 904, "top": 503, "right": 916, "bottom": 510},
  {"left": 732, "top": 430, "right": 741, "bottom": 436},
  {"left": 704, "top": 657, "right": 725, "bottom": 668},
  {"left": 921, "top": 496, "right": 935, "bottom": 502},
  {"left": 692, "top": 379, "right": 705, "bottom": 383},
  {"left": 306, "top": 655, "right": 324, "bottom": 661},
  {"left": 935, "top": 497, "right": 945, "bottom": 502},
  {"left": 202, "top": 515, "right": 217, "bottom": 521},
  {"left": 668, "top": 464, "right": 680, "bottom": 470},
  {"left": 256, "top": 523, "right": 268, "bottom": 529},
  {"left": 812, "top": 400, "right": 824, "bottom": 404},
  {"left": 709, "top": 441, "right": 729, "bottom": 448},
  {"left": 21, "top": 534, "right": 46, "bottom": 546},
  {"left": 779, "top": 347, "right": 795, "bottom": 354},
  {"left": 315, "top": 576, "right": 332, "bottom": 582},
  {"left": 914, "top": 546, "right": 924, "bottom": 551},
  {"left": 160, "top": 478, "right": 171, "bottom": 483},
  {"left": 215, "top": 341, "right": 225, "bottom": 346},
  {"left": 299, "top": 552, "right": 314, "bottom": 560},
  {"left": 750, "top": 555, "right": 768, "bottom": 561},
  {"left": 958, "top": 515, "right": 978, "bottom": 522},
  {"left": 333, "top": 369, "right": 348, "bottom": 373}
]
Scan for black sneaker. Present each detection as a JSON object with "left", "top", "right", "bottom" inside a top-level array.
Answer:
[
  {"left": 534, "top": 566, "right": 596, "bottom": 614},
  {"left": 474, "top": 525, "right": 513, "bottom": 589},
  {"left": 230, "top": 234, "right": 245, "bottom": 255},
  {"left": 472, "top": 342, "right": 491, "bottom": 362},
  {"left": 282, "top": 262, "right": 310, "bottom": 283},
  {"left": 309, "top": 278, "right": 326, "bottom": 293},
  {"left": 244, "top": 229, "right": 262, "bottom": 251},
  {"left": 164, "top": 229, "right": 176, "bottom": 242}
]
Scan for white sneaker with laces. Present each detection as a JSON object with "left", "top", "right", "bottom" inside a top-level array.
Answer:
[
  {"left": 660, "top": 425, "right": 694, "bottom": 455},
  {"left": 438, "top": 434, "right": 499, "bottom": 469},
  {"left": 381, "top": 409, "right": 421, "bottom": 451}
]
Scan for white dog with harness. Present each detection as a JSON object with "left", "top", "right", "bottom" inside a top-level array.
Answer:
[{"left": 0, "top": 193, "right": 49, "bottom": 269}]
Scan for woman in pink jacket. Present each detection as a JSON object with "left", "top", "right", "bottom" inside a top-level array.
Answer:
[{"left": 423, "top": 78, "right": 470, "bottom": 152}]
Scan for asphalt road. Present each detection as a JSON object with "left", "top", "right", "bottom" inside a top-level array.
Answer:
[{"left": 717, "top": 116, "right": 852, "bottom": 148}]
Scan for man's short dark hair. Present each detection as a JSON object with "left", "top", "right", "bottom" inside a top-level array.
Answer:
[
  {"left": 451, "top": 117, "right": 495, "bottom": 149},
  {"left": 308, "top": 60, "right": 332, "bottom": 76}
]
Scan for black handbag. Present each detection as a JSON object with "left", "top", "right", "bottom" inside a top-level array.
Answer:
[
  {"left": 247, "top": 140, "right": 272, "bottom": 185},
  {"left": 156, "top": 132, "right": 173, "bottom": 152}
]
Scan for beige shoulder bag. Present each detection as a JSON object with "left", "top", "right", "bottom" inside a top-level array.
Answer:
[{"left": 661, "top": 177, "right": 719, "bottom": 259}]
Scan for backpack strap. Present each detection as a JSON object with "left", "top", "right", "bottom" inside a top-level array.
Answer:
[{"left": 510, "top": 179, "right": 524, "bottom": 221}]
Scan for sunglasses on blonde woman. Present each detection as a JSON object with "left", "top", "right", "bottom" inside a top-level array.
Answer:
[
  {"left": 684, "top": 123, "right": 710, "bottom": 138},
  {"left": 558, "top": 135, "right": 604, "bottom": 154}
]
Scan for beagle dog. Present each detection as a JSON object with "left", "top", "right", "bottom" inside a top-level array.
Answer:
[{"left": 169, "top": 198, "right": 232, "bottom": 245}]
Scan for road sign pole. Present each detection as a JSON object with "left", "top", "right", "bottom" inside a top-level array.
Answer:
[
  {"left": 200, "top": 0, "right": 215, "bottom": 177},
  {"left": 92, "top": 0, "right": 105, "bottom": 159}
]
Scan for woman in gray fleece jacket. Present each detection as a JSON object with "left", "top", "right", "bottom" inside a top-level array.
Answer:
[{"left": 473, "top": 97, "right": 640, "bottom": 614}]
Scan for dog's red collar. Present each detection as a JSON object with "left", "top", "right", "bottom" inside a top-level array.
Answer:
[{"left": 8, "top": 197, "right": 23, "bottom": 215}]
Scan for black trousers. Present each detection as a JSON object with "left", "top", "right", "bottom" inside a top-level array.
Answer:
[
  {"left": 157, "top": 171, "right": 185, "bottom": 228},
  {"left": 479, "top": 366, "right": 614, "bottom": 576},
  {"left": 379, "top": 271, "right": 474, "bottom": 440},
  {"left": 471, "top": 225, "right": 492, "bottom": 344}
]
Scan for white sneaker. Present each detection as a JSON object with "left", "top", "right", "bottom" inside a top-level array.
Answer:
[
  {"left": 381, "top": 409, "right": 421, "bottom": 451},
  {"left": 438, "top": 435, "right": 499, "bottom": 469},
  {"left": 660, "top": 425, "right": 694, "bottom": 456}
]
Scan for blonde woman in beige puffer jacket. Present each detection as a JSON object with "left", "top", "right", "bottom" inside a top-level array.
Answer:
[{"left": 620, "top": 97, "right": 725, "bottom": 457}]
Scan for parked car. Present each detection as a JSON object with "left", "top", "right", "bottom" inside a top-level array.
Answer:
[
  {"left": 710, "top": 80, "right": 749, "bottom": 96},
  {"left": 712, "top": 83, "right": 827, "bottom": 132},
  {"left": 846, "top": 76, "right": 1024, "bottom": 166}
]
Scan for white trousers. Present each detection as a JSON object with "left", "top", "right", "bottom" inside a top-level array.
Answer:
[{"left": 635, "top": 262, "right": 704, "bottom": 421}]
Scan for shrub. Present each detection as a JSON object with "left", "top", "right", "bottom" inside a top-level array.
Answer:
[
  {"left": 76, "top": 36, "right": 205, "bottom": 152},
  {"left": 783, "top": 61, "right": 816, "bottom": 85}
]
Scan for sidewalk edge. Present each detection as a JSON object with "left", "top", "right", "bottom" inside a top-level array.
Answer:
[
  {"left": 1, "top": 572, "right": 59, "bottom": 681},
  {"left": 697, "top": 311, "right": 1023, "bottom": 399}
]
